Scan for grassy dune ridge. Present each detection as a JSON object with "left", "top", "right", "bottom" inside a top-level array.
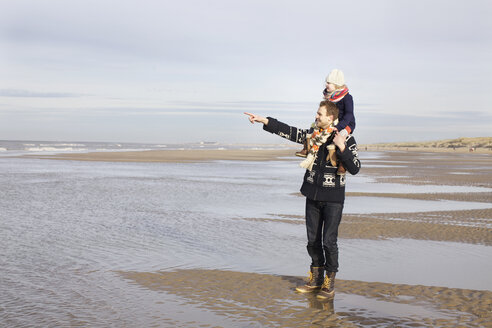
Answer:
[{"left": 363, "top": 137, "right": 492, "bottom": 152}]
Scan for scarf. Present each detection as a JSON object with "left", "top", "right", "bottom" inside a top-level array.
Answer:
[
  {"left": 300, "top": 119, "right": 338, "bottom": 171},
  {"left": 326, "top": 87, "right": 349, "bottom": 103}
]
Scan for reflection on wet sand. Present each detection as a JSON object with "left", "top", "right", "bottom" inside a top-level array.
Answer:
[{"left": 119, "top": 269, "right": 491, "bottom": 327}]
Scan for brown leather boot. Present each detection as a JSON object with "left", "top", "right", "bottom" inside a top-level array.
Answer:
[
  {"left": 316, "top": 272, "right": 336, "bottom": 299},
  {"left": 326, "top": 144, "right": 337, "bottom": 166},
  {"left": 296, "top": 266, "right": 324, "bottom": 293},
  {"left": 295, "top": 138, "right": 311, "bottom": 158}
]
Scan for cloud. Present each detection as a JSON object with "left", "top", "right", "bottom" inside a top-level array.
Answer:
[{"left": 0, "top": 89, "right": 82, "bottom": 98}]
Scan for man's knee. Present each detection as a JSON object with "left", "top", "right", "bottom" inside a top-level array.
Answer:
[
  {"left": 323, "top": 232, "right": 339, "bottom": 247},
  {"left": 323, "top": 242, "right": 338, "bottom": 254}
]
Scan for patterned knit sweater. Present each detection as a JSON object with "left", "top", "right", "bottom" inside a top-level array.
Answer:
[{"left": 263, "top": 117, "right": 361, "bottom": 203}]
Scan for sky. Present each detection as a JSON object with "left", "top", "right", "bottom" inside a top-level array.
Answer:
[{"left": 0, "top": 0, "right": 491, "bottom": 144}]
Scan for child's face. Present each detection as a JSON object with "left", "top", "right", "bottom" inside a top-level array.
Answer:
[{"left": 326, "top": 82, "right": 336, "bottom": 92}]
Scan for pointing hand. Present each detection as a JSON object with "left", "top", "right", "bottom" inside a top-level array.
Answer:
[{"left": 244, "top": 112, "right": 269, "bottom": 125}]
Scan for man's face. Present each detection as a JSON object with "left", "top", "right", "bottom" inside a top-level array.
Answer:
[{"left": 315, "top": 106, "right": 334, "bottom": 129}]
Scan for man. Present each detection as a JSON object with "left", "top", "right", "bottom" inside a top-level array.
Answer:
[{"left": 244, "top": 100, "right": 360, "bottom": 299}]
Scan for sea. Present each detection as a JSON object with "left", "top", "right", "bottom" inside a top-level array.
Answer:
[
  {"left": 1, "top": 140, "right": 491, "bottom": 326},
  {"left": 0, "top": 140, "right": 298, "bottom": 157}
]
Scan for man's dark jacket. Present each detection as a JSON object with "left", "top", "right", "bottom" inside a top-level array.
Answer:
[{"left": 263, "top": 117, "right": 361, "bottom": 203}]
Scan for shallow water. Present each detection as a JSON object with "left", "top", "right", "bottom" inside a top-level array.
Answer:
[
  {"left": 347, "top": 175, "right": 492, "bottom": 194},
  {"left": 339, "top": 238, "right": 492, "bottom": 290},
  {"left": 344, "top": 196, "right": 492, "bottom": 214},
  {"left": 1, "top": 156, "right": 491, "bottom": 326}
]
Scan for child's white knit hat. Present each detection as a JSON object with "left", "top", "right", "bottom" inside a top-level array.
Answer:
[{"left": 326, "top": 69, "right": 345, "bottom": 86}]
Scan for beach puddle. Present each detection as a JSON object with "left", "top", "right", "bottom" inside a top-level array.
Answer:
[
  {"left": 340, "top": 238, "right": 492, "bottom": 291},
  {"left": 344, "top": 196, "right": 492, "bottom": 214},
  {"left": 335, "top": 293, "right": 458, "bottom": 320},
  {"left": 348, "top": 175, "right": 492, "bottom": 194}
]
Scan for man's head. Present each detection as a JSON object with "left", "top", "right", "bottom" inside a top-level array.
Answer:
[{"left": 316, "top": 101, "right": 338, "bottom": 129}]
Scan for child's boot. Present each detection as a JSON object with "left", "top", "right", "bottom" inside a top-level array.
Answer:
[
  {"left": 295, "top": 137, "right": 310, "bottom": 158},
  {"left": 337, "top": 164, "right": 346, "bottom": 174},
  {"left": 326, "top": 144, "right": 337, "bottom": 166}
]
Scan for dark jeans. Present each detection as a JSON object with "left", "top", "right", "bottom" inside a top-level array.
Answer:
[{"left": 305, "top": 198, "right": 344, "bottom": 272}]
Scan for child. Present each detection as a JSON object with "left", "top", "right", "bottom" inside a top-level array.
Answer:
[
  {"left": 296, "top": 69, "right": 356, "bottom": 174},
  {"left": 322, "top": 69, "right": 355, "bottom": 137}
]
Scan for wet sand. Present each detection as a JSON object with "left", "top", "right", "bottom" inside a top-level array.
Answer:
[
  {"left": 241, "top": 208, "right": 492, "bottom": 245},
  {"left": 119, "top": 269, "right": 492, "bottom": 327},
  {"left": 32, "top": 148, "right": 492, "bottom": 326},
  {"left": 28, "top": 149, "right": 296, "bottom": 162}
]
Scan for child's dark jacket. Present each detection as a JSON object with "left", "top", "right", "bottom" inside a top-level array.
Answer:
[{"left": 336, "top": 93, "right": 356, "bottom": 133}]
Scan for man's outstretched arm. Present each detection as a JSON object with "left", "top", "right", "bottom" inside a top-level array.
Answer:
[{"left": 244, "top": 112, "right": 307, "bottom": 144}]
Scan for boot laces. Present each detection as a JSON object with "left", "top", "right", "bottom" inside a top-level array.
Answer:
[
  {"left": 322, "top": 275, "right": 332, "bottom": 289},
  {"left": 307, "top": 271, "right": 314, "bottom": 283}
]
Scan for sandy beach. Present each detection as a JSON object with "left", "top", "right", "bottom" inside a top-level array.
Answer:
[
  {"left": 360, "top": 146, "right": 492, "bottom": 154},
  {"left": 22, "top": 148, "right": 492, "bottom": 327},
  {"left": 29, "top": 149, "right": 296, "bottom": 162}
]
